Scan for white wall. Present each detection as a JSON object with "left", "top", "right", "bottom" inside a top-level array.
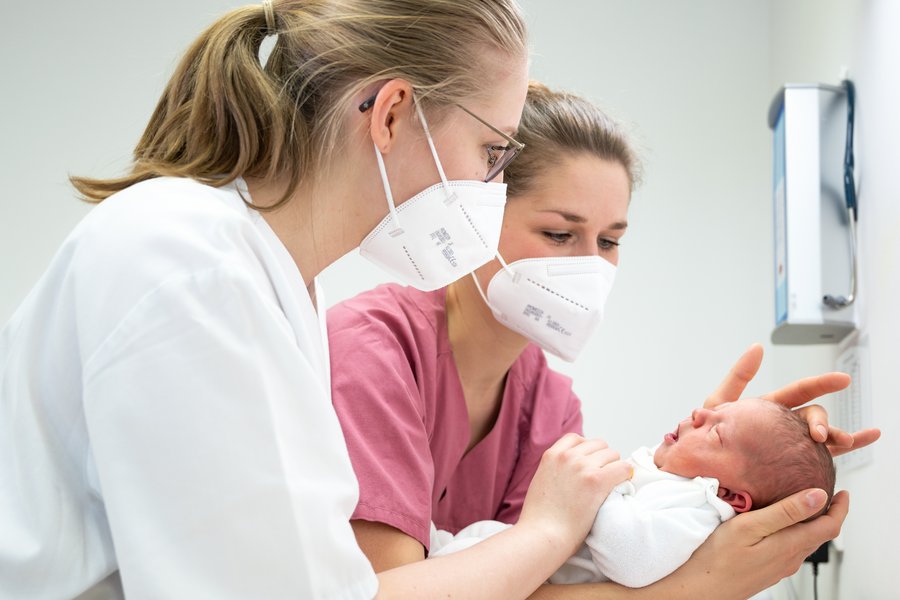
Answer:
[
  {"left": 0, "top": 0, "right": 235, "bottom": 321},
  {"left": 1, "top": 2, "right": 893, "bottom": 597},
  {"left": 769, "top": 2, "right": 898, "bottom": 598},
  {"left": 766, "top": 1, "right": 896, "bottom": 598}
]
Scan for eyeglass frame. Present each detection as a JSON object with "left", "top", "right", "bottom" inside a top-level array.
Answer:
[{"left": 358, "top": 93, "right": 524, "bottom": 183}]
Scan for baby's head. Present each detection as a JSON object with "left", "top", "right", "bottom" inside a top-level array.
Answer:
[{"left": 653, "top": 398, "right": 835, "bottom": 514}]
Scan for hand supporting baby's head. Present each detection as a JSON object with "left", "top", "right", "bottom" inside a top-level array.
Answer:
[
  {"left": 741, "top": 401, "right": 835, "bottom": 518},
  {"left": 654, "top": 398, "right": 835, "bottom": 516}
]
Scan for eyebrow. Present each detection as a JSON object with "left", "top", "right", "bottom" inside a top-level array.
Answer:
[{"left": 539, "top": 209, "right": 628, "bottom": 229}]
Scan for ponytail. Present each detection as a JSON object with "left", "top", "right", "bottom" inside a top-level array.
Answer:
[
  {"left": 71, "top": 5, "right": 303, "bottom": 208},
  {"left": 71, "top": 0, "right": 527, "bottom": 209}
]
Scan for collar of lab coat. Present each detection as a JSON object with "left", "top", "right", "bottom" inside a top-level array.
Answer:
[{"left": 226, "top": 178, "right": 332, "bottom": 399}]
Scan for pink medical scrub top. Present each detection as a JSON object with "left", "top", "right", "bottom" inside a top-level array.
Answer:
[{"left": 328, "top": 284, "right": 583, "bottom": 551}]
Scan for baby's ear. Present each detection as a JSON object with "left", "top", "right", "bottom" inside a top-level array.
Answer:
[{"left": 717, "top": 487, "right": 753, "bottom": 513}]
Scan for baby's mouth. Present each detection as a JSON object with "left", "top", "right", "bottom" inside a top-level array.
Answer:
[{"left": 664, "top": 423, "right": 680, "bottom": 444}]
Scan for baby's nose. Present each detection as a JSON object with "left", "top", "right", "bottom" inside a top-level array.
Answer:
[{"left": 691, "top": 407, "right": 712, "bottom": 425}]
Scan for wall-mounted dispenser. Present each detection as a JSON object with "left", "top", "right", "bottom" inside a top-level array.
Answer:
[{"left": 769, "top": 81, "right": 858, "bottom": 345}]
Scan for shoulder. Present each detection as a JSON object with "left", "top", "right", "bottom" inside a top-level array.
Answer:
[
  {"left": 510, "top": 345, "right": 574, "bottom": 394},
  {"left": 77, "top": 178, "right": 258, "bottom": 259},
  {"left": 327, "top": 284, "right": 446, "bottom": 351},
  {"left": 508, "top": 345, "right": 578, "bottom": 416},
  {"left": 62, "top": 179, "right": 284, "bottom": 352}
]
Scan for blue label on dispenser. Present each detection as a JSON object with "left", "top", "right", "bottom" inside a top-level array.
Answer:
[{"left": 774, "top": 108, "right": 788, "bottom": 325}]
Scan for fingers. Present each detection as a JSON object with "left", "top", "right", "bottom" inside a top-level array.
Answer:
[
  {"left": 547, "top": 432, "right": 587, "bottom": 452},
  {"left": 544, "top": 434, "right": 612, "bottom": 458},
  {"left": 594, "top": 459, "right": 634, "bottom": 490},
  {"left": 542, "top": 435, "right": 621, "bottom": 471},
  {"left": 704, "top": 343, "right": 763, "bottom": 408},
  {"left": 760, "top": 372, "right": 851, "bottom": 409},
  {"left": 792, "top": 404, "right": 831, "bottom": 442},
  {"left": 740, "top": 488, "right": 829, "bottom": 541},
  {"left": 772, "top": 491, "right": 850, "bottom": 558},
  {"left": 829, "top": 428, "right": 882, "bottom": 458},
  {"left": 778, "top": 402, "right": 880, "bottom": 455},
  {"left": 823, "top": 425, "right": 854, "bottom": 449}
]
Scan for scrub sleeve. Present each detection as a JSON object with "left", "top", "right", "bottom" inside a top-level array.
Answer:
[{"left": 328, "top": 284, "right": 583, "bottom": 551}]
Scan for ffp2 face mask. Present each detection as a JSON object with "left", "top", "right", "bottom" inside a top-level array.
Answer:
[
  {"left": 359, "top": 102, "right": 507, "bottom": 291},
  {"left": 473, "top": 255, "right": 617, "bottom": 362}
]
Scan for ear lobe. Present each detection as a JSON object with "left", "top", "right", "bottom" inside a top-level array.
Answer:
[
  {"left": 367, "top": 79, "right": 414, "bottom": 154},
  {"left": 717, "top": 486, "right": 753, "bottom": 513}
]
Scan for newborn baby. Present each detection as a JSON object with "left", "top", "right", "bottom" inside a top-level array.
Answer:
[{"left": 430, "top": 398, "right": 836, "bottom": 587}]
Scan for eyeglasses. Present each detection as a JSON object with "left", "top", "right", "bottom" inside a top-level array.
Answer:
[{"left": 358, "top": 94, "right": 524, "bottom": 183}]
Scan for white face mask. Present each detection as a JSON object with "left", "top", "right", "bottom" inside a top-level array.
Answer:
[
  {"left": 472, "top": 255, "right": 617, "bottom": 362},
  {"left": 359, "top": 102, "right": 508, "bottom": 291}
]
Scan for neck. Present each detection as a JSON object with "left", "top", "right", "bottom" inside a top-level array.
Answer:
[
  {"left": 244, "top": 173, "right": 372, "bottom": 289},
  {"left": 446, "top": 274, "right": 531, "bottom": 398}
]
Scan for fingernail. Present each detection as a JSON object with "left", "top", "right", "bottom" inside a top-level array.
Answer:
[
  {"left": 806, "top": 489, "right": 826, "bottom": 508},
  {"left": 628, "top": 466, "right": 635, "bottom": 479},
  {"left": 816, "top": 425, "right": 828, "bottom": 439}
]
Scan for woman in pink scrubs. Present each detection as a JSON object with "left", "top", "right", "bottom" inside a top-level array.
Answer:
[{"left": 329, "top": 82, "right": 879, "bottom": 598}]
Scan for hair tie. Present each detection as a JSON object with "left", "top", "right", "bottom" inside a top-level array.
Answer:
[{"left": 262, "top": 0, "right": 276, "bottom": 35}]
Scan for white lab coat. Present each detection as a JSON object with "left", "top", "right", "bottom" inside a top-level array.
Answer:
[{"left": 0, "top": 178, "right": 378, "bottom": 599}]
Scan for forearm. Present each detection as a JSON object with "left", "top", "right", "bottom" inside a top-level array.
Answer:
[
  {"left": 376, "top": 521, "right": 574, "bottom": 600},
  {"left": 527, "top": 582, "right": 638, "bottom": 599},
  {"left": 526, "top": 571, "right": 743, "bottom": 600}
]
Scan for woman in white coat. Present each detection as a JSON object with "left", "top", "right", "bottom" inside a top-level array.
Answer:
[
  {"left": 0, "top": 2, "right": 636, "bottom": 598},
  {"left": 0, "top": 2, "right": 862, "bottom": 599}
]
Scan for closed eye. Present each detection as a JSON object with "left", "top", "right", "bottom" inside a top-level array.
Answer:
[{"left": 711, "top": 424, "right": 723, "bottom": 446}]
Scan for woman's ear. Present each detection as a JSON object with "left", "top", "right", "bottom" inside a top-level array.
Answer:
[
  {"left": 717, "top": 486, "right": 753, "bottom": 513},
  {"left": 367, "top": 79, "right": 415, "bottom": 154}
]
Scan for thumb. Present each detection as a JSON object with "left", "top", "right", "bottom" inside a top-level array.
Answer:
[
  {"left": 704, "top": 343, "right": 763, "bottom": 408},
  {"left": 744, "top": 489, "right": 828, "bottom": 540}
]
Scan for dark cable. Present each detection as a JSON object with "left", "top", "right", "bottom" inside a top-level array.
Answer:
[
  {"left": 842, "top": 79, "right": 857, "bottom": 221},
  {"left": 812, "top": 562, "right": 819, "bottom": 600}
]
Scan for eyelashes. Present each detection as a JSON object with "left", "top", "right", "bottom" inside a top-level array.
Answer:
[{"left": 542, "top": 231, "right": 621, "bottom": 251}]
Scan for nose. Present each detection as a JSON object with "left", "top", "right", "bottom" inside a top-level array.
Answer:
[
  {"left": 576, "top": 238, "right": 601, "bottom": 258},
  {"left": 691, "top": 407, "right": 714, "bottom": 427}
]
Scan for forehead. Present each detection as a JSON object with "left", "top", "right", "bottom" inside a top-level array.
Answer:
[
  {"left": 461, "top": 52, "right": 529, "bottom": 135},
  {"left": 520, "top": 153, "right": 630, "bottom": 211},
  {"left": 718, "top": 400, "right": 782, "bottom": 447}
]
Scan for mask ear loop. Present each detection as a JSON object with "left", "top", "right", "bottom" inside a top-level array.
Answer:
[
  {"left": 470, "top": 272, "right": 494, "bottom": 309},
  {"left": 470, "top": 252, "right": 518, "bottom": 310},
  {"left": 373, "top": 143, "right": 404, "bottom": 237},
  {"left": 414, "top": 100, "right": 458, "bottom": 205}
]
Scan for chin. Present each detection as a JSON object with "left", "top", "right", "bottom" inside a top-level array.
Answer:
[{"left": 652, "top": 446, "right": 665, "bottom": 468}]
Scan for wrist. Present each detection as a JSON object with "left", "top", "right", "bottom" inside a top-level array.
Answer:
[{"left": 512, "top": 515, "right": 581, "bottom": 564}]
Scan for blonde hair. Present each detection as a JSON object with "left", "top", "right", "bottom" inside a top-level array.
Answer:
[
  {"left": 503, "top": 82, "right": 641, "bottom": 198},
  {"left": 71, "top": 0, "right": 527, "bottom": 209}
]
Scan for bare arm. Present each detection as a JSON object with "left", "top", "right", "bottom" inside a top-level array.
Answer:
[
  {"left": 371, "top": 434, "right": 632, "bottom": 599},
  {"left": 352, "top": 521, "right": 425, "bottom": 572}
]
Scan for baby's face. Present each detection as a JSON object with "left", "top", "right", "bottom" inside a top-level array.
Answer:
[{"left": 653, "top": 398, "right": 776, "bottom": 489}]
